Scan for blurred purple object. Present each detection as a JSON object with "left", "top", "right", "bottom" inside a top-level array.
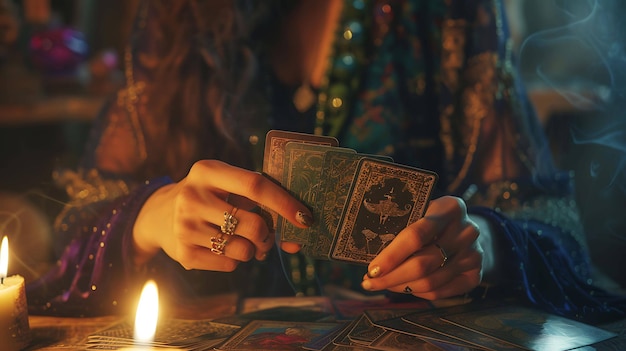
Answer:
[{"left": 29, "top": 27, "right": 89, "bottom": 74}]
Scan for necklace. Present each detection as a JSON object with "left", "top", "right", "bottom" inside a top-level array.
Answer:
[
  {"left": 293, "top": 81, "right": 317, "bottom": 113},
  {"left": 290, "top": 0, "right": 358, "bottom": 118}
]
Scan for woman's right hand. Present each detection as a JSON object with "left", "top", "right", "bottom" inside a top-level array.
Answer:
[{"left": 132, "top": 159, "right": 313, "bottom": 271}]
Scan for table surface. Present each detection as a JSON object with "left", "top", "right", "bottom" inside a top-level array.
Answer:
[
  {"left": 25, "top": 294, "right": 240, "bottom": 350},
  {"left": 21, "top": 295, "right": 626, "bottom": 351}
]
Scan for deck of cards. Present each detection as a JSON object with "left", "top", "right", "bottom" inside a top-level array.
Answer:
[
  {"left": 85, "top": 298, "right": 621, "bottom": 351},
  {"left": 262, "top": 130, "right": 438, "bottom": 265}
]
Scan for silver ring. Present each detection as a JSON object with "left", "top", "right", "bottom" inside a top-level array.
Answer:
[
  {"left": 220, "top": 207, "right": 239, "bottom": 235},
  {"left": 210, "top": 236, "right": 228, "bottom": 255},
  {"left": 435, "top": 243, "right": 448, "bottom": 268},
  {"left": 403, "top": 286, "right": 413, "bottom": 294}
]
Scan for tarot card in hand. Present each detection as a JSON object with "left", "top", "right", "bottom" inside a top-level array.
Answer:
[
  {"left": 263, "top": 130, "right": 339, "bottom": 185},
  {"left": 303, "top": 150, "right": 392, "bottom": 259},
  {"left": 279, "top": 142, "right": 355, "bottom": 244},
  {"left": 330, "top": 158, "right": 437, "bottom": 264},
  {"left": 262, "top": 130, "right": 339, "bottom": 230}
]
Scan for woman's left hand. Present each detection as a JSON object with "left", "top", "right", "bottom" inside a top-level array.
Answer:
[{"left": 361, "top": 195, "right": 483, "bottom": 300}]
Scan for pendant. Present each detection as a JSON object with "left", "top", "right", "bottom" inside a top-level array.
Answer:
[{"left": 293, "top": 83, "right": 316, "bottom": 113}]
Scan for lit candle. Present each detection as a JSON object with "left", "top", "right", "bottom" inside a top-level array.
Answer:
[
  {"left": 120, "top": 280, "right": 182, "bottom": 351},
  {"left": 0, "top": 236, "right": 31, "bottom": 351},
  {"left": 134, "top": 280, "right": 159, "bottom": 345}
]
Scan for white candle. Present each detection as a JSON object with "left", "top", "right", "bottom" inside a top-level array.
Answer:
[{"left": 0, "top": 236, "right": 31, "bottom": 351}]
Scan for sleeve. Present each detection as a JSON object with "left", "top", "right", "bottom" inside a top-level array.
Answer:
[
  {"left": 26, "top": 176, "right": 172, "bottom": 316},
  {"left": 25, "top": 1, "right": 173, "bottom": 317},
  {"left": 469, "top": 205, "right": 626, "bottom": 324},
  {"left": 445, "top": 0, "right": 626, "bottom": 324}
]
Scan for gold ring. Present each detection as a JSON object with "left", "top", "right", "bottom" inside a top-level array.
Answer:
[
  {"left": 435, "top": 243, "right": 448, "bottom": 268},
  {"left": 220, "top": 207, "right": 239, "bottom": 235},
  {"left": 210, "top": 236, "right": 228, "bottom": 255}
]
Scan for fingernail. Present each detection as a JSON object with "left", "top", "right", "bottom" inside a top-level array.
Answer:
[
  {"left": 362, "top": 279, "right": 373, "bottom": 291},
  {"left": 296, "top": 211, "right": 313, "bottom": 227},
  {"left": 367, "top": 266, "right": 381, "bottom": 278},
  {"left": 259, "top": 252, "right": 268, "bottom": 261}
]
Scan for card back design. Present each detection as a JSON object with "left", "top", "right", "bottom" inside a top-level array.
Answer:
[
  {"left": 263, "top": 130, "right": 338, "bottom": 184},
  {"left": 262, "top": 130, "right": 338, "bottom": 230},
  {"left": 330, "top": 159, "right": 437, "bottom": 264},
  {"left": 442, "top": 305, "right": 618, "bottom": 351},
  {"left": 280, "top": 143, "right": 352, "bottom": 243},
  {"left": 304, "top": 151, "right": 381, "bottom": 258}
]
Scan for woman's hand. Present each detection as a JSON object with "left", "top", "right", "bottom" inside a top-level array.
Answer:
[
  {"left": 132, "top": 160, "right": 313, "bottom": 271},
  {"left": 361, "top": 196, "right": 483, "bottom": 300}
]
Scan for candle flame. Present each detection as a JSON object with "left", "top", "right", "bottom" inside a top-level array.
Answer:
[
  {"left": 0, "top": 236, "right": 8, "bottom": 279},
  {"left": 134, "top": 280, "right": 159, "bottom": 344}
]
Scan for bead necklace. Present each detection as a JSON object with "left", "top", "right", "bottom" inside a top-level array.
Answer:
[{"left": 311, "top": 0, "right": 371, "bottom": 138}]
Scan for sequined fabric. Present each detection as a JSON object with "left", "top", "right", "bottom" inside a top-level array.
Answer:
[{"left": 25, "top": 0, "right": 626, "bottom": 323}]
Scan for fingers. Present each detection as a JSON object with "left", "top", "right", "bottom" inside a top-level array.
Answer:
[
  {"left": 363, "top": 245, "right": 482, "bottom": 299},
  {"left": 177, "top": 160, "right": 315, "bottom": 265},
  {"left": 210, "top": 205, "right": 275, "bottom": 256},
  {"left": 393, "top": 247, "right": 482, "bottom": 297},
  {"left": 366, "top": 215, "right": 444, "bottom": 278},
  {"left": 362, "top": 243, "right": 448, "bottom": 290},
  {"left": 190, "top": 160, "right": 313, "bottom": 228},
  {"left": 366, "top": 196, "right": 469, "bottom": 279},
  {"left": 361, "top": 195, "right": 483, "bottom": 300},
  {"left": 280, "top": 241, "right": 302, "bottom": 254}
]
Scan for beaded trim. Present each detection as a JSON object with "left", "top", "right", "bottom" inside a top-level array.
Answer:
[{"left": 313, "top": 0, "right": 370, "bottom": 137}]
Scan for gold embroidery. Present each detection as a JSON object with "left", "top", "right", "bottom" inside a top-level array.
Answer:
[
  {"left": 446, "top": 52, "right": 497, "bottom": 192},
  {"left": 439, "top": 19, "right": 468, "bottom": 189},
  {"left": 122, "top": 46, "right": 147, "bottom": 162},
  {"left": 440, "top": 19, "right": 467, "bottom": 91},
  {"left": 52, "top": 168, "right": 130, "bottom": 229}
]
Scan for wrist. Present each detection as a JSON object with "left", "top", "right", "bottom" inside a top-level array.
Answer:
[
  {"left": 469, "top": 213, "right": 501, "bottom": 285},
  {"left": 132, "top": 183, "right": 174, "bottom": 266}
]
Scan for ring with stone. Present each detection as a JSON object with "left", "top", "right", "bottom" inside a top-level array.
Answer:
[
  {"left": 210, "top": 236, "right": 228, "bottom": 255},
  {"left": 220, "top": 207, "right": 239, "bottom": 235}
]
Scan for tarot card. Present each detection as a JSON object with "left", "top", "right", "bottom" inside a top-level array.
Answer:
[
  {"left": 280, "top": 142, "right": 355, "bottom": 244},
  {"left": 331, "top": 298, "right": 432, "bottom": 321},
  {"left": 212, "top": 306, "right": 334, "bottom": 328},
  {"left": 330, "top": 319, "right": 361, "bottom": 348},
  {"left": 364, "top": 308, "right": 429, "bottom": 324},
  {"left": 217, "top": 320, "right": 340, "bottom": 351},
  {"left": 263, "top": 130, "right": 339, "bottom": 183},
  {"left": 369, "top": 330, "right": 449, "bottom": 351},
  {"left": 346, "top": 314, "right": 386, "bottom": 345},
  {"left": 442, "top": 305, "right": 618, "bottom": 351},
  {"left": 87, "top": 318, "right": 239, "bottom": 350},
  {"left": 302, "top": 322, "right": 349, "bottom": 351},
  {"left": 304, "top": 151, "right": 393, "bottom": 259},
  {"left": 402, "top": 304, "right": 525, "bottom": 351},
  {"left": 262, "top": 130, "right": 339, "bottom": 230},
  {"left": 373, "top": 314, "right": 476, "bottom": 348},
  {"left": 330, "top": 158, "right": 437, "bottom": 264},
  {"left": 239, "top": 296, "right": 333, "bottom": 314}
]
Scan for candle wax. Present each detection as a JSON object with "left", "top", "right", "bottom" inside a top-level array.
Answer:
[{"left": 0, "top": 275, "right": 31, "bottom": 351}]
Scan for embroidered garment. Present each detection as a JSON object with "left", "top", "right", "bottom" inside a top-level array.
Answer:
[{"left": 26, "top": 0, "right": 626, "bottom": 323}]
